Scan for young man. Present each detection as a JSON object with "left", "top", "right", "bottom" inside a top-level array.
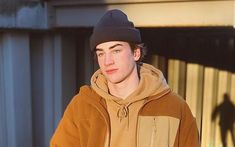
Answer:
[{"left": 50, "top": 9, "right": 200, "bottom": 147}]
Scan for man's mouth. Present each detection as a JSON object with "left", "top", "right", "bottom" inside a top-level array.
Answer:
[{"left": 105, "top": 69, "right": 118, "bottom": 74}]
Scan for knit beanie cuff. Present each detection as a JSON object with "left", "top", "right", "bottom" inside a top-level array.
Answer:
[
  {"left": 90, "top": 27, "right": 141, "bottom": 50},
  {"left": 89, "top": 9, "right": 141, "bottom": 51}
]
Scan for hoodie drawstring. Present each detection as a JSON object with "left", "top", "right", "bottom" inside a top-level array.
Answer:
[
  {"left": 117, "top": 105, "right": 129, "bottom": 122},
  {"left": 117, "top": 104, "right": 131, "bottom": 130}
]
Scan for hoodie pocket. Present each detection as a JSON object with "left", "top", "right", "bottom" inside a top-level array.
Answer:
[{"left": 137, "top": 116, "right": 180, "bottom": 147}]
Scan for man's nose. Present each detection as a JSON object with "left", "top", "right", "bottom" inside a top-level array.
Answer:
[{"left": 104, "top": 53, "right": 114, "bottom": 66}]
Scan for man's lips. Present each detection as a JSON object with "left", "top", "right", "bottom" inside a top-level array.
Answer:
[{"left": 105, "top": 69, "right": 118, "bottom": 74}]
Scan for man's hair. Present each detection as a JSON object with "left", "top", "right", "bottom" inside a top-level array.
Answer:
[{"left": 128, "top": 42, "right": 147, "bottom": 64}]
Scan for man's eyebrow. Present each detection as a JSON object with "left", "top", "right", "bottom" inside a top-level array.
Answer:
[
  {"left": 109, "top": 43, "right": 123, "bottom": 49},
  {"left": 95, "top": 43, "right": 123, "bottom": 51},
  {"left": 95, "top": 48, "right": 103, "bottom": 51}
]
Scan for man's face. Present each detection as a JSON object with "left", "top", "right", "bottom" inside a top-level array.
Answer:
[{"left": 95, "top": 41, "right": 140, "bottom": 84}]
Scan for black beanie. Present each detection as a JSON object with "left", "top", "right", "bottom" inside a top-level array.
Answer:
[{"left": 90, "top": 9, "right": 141, "bottom": 50}]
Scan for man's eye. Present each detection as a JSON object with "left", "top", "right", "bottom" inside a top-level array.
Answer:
[
  {"left": 97, "top": 52, "right": 104, "bottom": 57},
  {"left": 112, "top": 50, "right": 121, "bottom": 54}
]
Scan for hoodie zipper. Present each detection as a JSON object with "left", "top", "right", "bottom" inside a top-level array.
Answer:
[
  {"left": 136, "top": 89, "right": 171, "bottom": 147},
  {"left": 150, "top": 118, "right": 157, "bottom": 147}
]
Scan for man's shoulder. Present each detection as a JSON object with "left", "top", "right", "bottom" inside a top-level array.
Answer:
[
  {"left": 65, "top": 85, "right": 104, "bottom": 118},
  {"left": 72, "top": 85, "right": 101, "bottom": 104},
  {"left": 141, "top": 91, "right": 190, "bottom": 118},
  {"left": 165, "top": 91, "right": 186, "bottom": 104},
  {"left": 153, "top": 90, "right": 186, "bottom": 105},
  {"left": 163, "top": 91, "right": 192, "bottom": 112}
]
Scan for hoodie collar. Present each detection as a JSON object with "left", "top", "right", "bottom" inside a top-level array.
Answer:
[{"left": 91, "top": 63, "right": 170, "bottom": 105}]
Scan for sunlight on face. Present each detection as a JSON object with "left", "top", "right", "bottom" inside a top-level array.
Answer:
[{"left": 96, "top": 41, "right": 140, "bottom": 84}]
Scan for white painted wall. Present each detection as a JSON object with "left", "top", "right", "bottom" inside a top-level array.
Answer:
[{"left": 52, "top": 1, "right": 235, "bottom": 27}]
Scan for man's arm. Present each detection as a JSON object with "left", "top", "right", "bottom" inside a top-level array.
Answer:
[
  {"left": 50, "top": 99, "right": 80, "bottom": 147},
  {"left": 178, "top": 103, "right": 200, "bottom": 147}
]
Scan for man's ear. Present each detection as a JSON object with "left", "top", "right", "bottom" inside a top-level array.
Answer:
[{"left": 133, "top": 48, "right": 141, "bottom": 61}]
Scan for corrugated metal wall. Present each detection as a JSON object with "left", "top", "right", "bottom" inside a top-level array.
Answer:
[{"left": 150, "top": 55, "right": 235, "bottom": 147}]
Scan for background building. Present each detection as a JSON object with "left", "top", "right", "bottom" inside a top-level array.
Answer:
[{"left": 0, "top": 0, "right": 235, "bottom": 147}]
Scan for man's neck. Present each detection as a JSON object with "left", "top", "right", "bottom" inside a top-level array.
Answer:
[{"left": 107, "top": 67, "right": 140, "bottom": 99}]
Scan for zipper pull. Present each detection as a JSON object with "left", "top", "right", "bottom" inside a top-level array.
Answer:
[{"left": 150, "top": 118, "right": 157, "bottom": 147}]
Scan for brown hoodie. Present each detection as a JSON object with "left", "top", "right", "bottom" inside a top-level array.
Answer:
[
  {"left": 50, "top": 64, "right": 200, "bottom": 147},
  {"left": 91, "top": 63, "right": 170, "bottom": 147}
]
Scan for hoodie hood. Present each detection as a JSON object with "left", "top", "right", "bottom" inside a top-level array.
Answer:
[{"left": 91, "top": 63, "right": 170, "bottom": 105}]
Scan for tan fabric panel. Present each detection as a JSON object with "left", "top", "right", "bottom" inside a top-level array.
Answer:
[{"left": 137, "top": 116, "right": 180, "bottom": 147}]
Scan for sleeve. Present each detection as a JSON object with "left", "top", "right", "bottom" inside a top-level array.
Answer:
[
  {"left": 50, "top": 98, "right": 81, "bottom": 147},
  {"left": 178, "top": 103, "right": 201, "bottom": 147}
]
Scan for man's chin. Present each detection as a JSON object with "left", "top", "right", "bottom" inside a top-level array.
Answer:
[{"left": 107, "top": 78, "right": 126, "bottom": 85}]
